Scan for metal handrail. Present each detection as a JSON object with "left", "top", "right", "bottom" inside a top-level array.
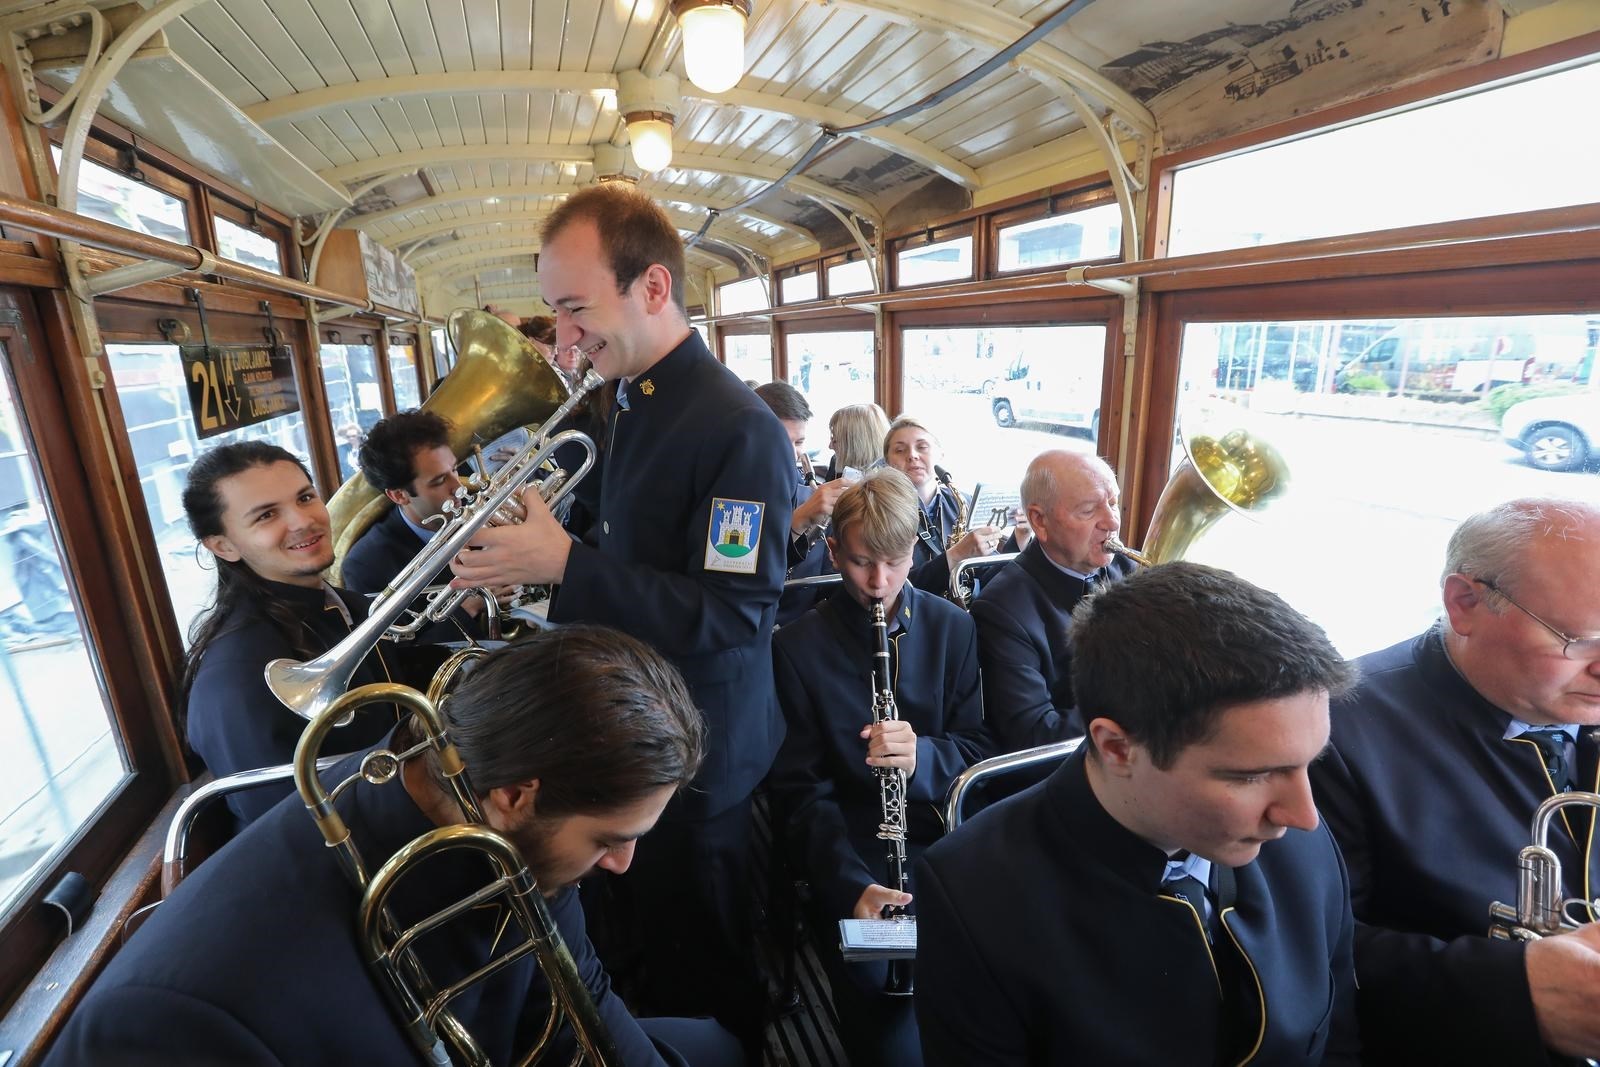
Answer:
[
  {"left": 783, "top": 572, "right": 844, "bottom": 590},
  {"left": 944, "top": 739, "right": 1080, "bottom": 831},
  {"left": 948, "top": 550, "right": 1020, "bottom": 606}
]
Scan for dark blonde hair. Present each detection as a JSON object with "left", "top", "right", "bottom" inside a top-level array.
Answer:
[
  {"left": 830, "top": 467, "right": 920, "bottom": 560},
  {"left": 828, "top": 403, "right": 890, "bottom": 472}
]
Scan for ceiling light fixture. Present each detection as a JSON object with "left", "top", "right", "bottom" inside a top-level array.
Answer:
[
  {"left": 672, "top": 0, "right": 751, "bottom": 95},
  {"left": 591, "top": 143, "right": 639, "bottom": 185},
  {"left": 618, "top": 71, "right": 680, "bottom": 174}
]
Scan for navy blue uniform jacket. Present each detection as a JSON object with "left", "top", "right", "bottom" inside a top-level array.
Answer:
[
  {"left": 1310, "top": 625, "right": 1595, "bottom": 1065},
  {"left": 184, "top": 580, "right": 399, "bottom": 827},
  {"left": 770, "top": 585, "right": 990, "bottom": 919},
  {"left": 776, "top": 475, "right": 835, "bottom": 628},
  {"left": 969, "top": 543, "right": 1137, "bottom": 751},
  {"left": 908, "top": 485, "right": 961, "bottom": 595},
  {"left": 552, "top": 331, "right": 794, "bottom": 818},
  {"left": 915, "top": 750, "right": 1359, "bottom": 1066},
  {"left": 43, "top": 739, "right": 670, "bottom": 1067}
]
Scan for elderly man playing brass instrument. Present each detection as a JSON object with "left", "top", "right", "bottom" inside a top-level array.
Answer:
[
  {"left": 970, "top": 450, "right": 1135, "bottom": 752},
  {"left": 1310, "top": 498, "right": 1600, "bottom": 1065},
  {"left": 45, "top": 628, "right": 743, "bottom": 1067}
]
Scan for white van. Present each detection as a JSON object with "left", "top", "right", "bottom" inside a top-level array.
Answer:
[
  {"left": 989, "top": 329, "right": 1106, "bottom": 438},
  {"left": 1333, "top": 315, "right": 1588, "bottom": 397}
]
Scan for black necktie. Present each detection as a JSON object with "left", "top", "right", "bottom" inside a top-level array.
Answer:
[
  {"left": 1524, "top": 727, "right": 1574, "bottom": 793},
  {"left": 1162, "top": 852, "right": 1215, "bottom": 942}
]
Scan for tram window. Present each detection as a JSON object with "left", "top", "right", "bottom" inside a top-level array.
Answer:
[
  {"left": 1168, "top": 59, "right": 1600, "bottom": 257},
  {"left": 896, "top": 235, "right": 974, "bottom": 288},
  {"left": 780, "top": 271, "right": 818, "bottom": 304},
  {"left": 827, "top": 259, "right": 873, "bottom": 297},
  {"left": 787, "top": 330, "right": 875, "bottom": 464},
  {"left": 1172, "top": 314, "right": 1600, "bottom": 659},
  {"left": 104, "top": 344, "right": 313, "bottom": 645},
  {"left": 320, "top": 342, "right": 384, "bottom": 470},
  {"left": 996, "top": 202, "right": 1122, "bottom": 273},
  {"left": 0, "top": 345, "right": 128, "bottom": 920},
  {"left": 721, "top": 333, "right": 772, "bottom": 383},
  {"left": 50, "top": 147, "right": 188, "bottom": 244},
  {"left": 213, "top": 216, "right": 283, "bottom": 276},
  {"left": 902, "top": 324, "right": 1108, "bottom": 498},
  {"left": 387, "top": 343, "right": 421, "bottom": 411},
  {"left": 718, "top": 277, "right": 768, "bottom": 315},
  {"left": 430, "top": 327, "right": 453, "bottom": 382}
]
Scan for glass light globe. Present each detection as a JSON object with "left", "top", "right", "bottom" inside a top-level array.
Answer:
[
  {"left": 628, "top": 117, "right": 675, "bottom": 173},
  {"left": 679, "top": 4, "right": 747, "bottom": 94}
]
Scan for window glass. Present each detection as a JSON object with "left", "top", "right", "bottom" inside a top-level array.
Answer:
[
  {"left": 897, "top": 235, "right": 973, "bottom": 287},
  {"left": 321, "top": 344, "right": 384, "bottom": 479},
  {"left": 781, "top": 271, "right": 818, "bottom": 304},
  {"left": 997, "top": 202, "right": 1122, "bottom": 272},
  {"left": 902, "top": 324, "right": 1108, "bottom": 508},
  {"left": 722, "top": 334, "right": 772, "bottom": 383},
  {"left": 105, "top": 343, "right": 312, "bottom": 644},
  {"left": 387, "top": 344, "right": 421, "bottom": 411},
  {"left": 787, "top": 330, "right": 876, "bottom": 464},
  {"left": 827, "top": 259, "right": 873, "bottom": 297},
  {"left": 1169, "top": 60, "right": 1600, "bottom": 257},
  {"left": 718, "top": 277, "right": 768, "bottom": 315},
  {"left": 0, "top": 343, "right": 130, "bottom": 917},
  {"left": 214, "top": 216, "right": 283, "bottom": 275},
  {"left": 1172, "top": 313, "right": 1600, "bottom": 658},
  {"left": 430, "top": 327, "right": 453, "bottom": 381},
  {"left": 52, "top": 146, "right": 188, "bottom": 243}
]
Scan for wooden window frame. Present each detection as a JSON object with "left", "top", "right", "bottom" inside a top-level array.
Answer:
[{"left": 889, "top": 221, "right": 977, "bottom": 292}]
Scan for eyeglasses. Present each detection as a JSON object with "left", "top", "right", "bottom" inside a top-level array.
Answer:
[{"left": 1473, "top": 578, "right": 1600, "bottom": 661}]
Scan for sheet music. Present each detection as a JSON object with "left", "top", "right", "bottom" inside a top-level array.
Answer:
[
  {"left": 838, "top": 918, "right": 918, "bottom": 960},
  {"left": 969, "top": 482, "right": 1023, "bottom": 531}
]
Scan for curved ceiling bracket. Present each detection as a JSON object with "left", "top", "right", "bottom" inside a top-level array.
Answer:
[
  {"left": 4, "top": 1, "right": 108, "bottom": 126},
  {"left": 811, "top": 198, "right": 879, "bottom": 292}
]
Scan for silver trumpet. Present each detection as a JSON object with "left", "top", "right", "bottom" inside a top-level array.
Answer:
[
  {"left": 1490, "top": 791, "right": 1600, "bottom": 940},
  {"left": 267, "top": 359, "right": 605, "bottom": 723}
]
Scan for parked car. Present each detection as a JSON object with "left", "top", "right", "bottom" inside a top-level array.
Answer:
[
  {"left": 990, "top": 351, "right": 1100, "bottom": 439},
  {"left": 1336, "top": 316, "right": 1588, "bottom": 397},
  {"left": 1501, "top": 392, "right": 1600, "bottom": 472}
]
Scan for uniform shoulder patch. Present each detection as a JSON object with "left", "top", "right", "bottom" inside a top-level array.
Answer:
[{"left": 705, "top": 497, "right": 764, "bottom": 574}]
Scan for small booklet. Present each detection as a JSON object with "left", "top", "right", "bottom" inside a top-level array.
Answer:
[{"left": 838, "top": 918, "right": 918, "bottom": 960}]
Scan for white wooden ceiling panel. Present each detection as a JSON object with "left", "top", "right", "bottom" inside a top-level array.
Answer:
[
  {"left": 384, "top": 0, "right": 446, "bottom": 74},
  {"left": 215, "top": 0, "right": 325, "bottom": 92},
  {"left": 529, "top": 0, "right": 569, "bottom": 71},
  {"left": 612, "top": 0, "right": 660, "bottom": 70},
  {"left": 292, "top": 117, "right": 360, "bottom": 166},
  {"left": 271, "top": 122, "right": 337, "bottom": 172},
  {"left": 526, "top": 93, "right": 556, "bottom": 142},
  {"left": 467, "top": 160, "right": 495, "bottom": 187},
  {"left": 558, "top": 0, "right": 600, "bottom": 70},
  {"left": 791, "top": 15, "right": 886, "bottom": 105},
  {"left": 345, "top": 105, "right": 404, "bottom": 158},
  {"left": 741, "top": 0, "right": 806, "bottom": 77},
  {"left": 499, "top": 0, "right": 532, "bottom": 70},
  {"left": 317, "top": 109, "right": 378, "bottom": 159},
  {"left": 851, "top": 37, "right": 972, "bottom": 117},
  {"left": 550, "top": 91, "right": 579, "bottom": 144},
  {"left": 400, "top": 97, "right": 444, "bottom": 146},
  {"left": 431, "top": 167, "right": 463, "bottom": 192},
  {"left": 905, "top": 74, "right": 1055, "bottom": 148},
  {"left": 503, "top": 93, "right": 532, "bottom": 141},
  {"left": 345, "top": 0, "right": 415, "bottom": 77},
  {"left": 180, "top": 5, "right": 299, "bottom": 99},
  {"left": 463, "top": 0, "right": 503, "bottom": 68},
  {"left": 750, "top": 5, "right": 862, "bottom": 95},
  {"left": 459, "top": 98, "right": 488, "bottom": 144},
  {"left": 479, "top": 93, "right": 509, "bottom": 140},
  {"left": 827, "top": 24, "right": 949, "bottom": 113},
  {"left": 372, "top": 99, "right": 424, "bottom": 153},
  {"left": 572, "top": 92, "right": 609, "bottom": 144},
  {"left": 744, "top": 1, "right": 825, "bottom": 89},
  {"left": 427, "top": 98, "right": 464, "bottom": 145},
  {"left": 929, "top": 90, "right": 1069, "bottom": 162},
  {"left": 962, "top": 111, "right": 1077, "bottom": 168},
  {"left": 424, "top": 0, "right": 474, "bottom": 72},
  {"left": 583, "top": 0, "right": 632, "bottom": 73},
  {"left": 262, "top": 0, "right": 366, "bottom": 84},
  {"left": 164, "top": 18, "right": 267, "bottom": 105}
]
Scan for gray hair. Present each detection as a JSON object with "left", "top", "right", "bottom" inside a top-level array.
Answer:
[
  {"left": 1443, "top": 498, "right": 1599, "bottom": 604},
  {"left": 1021, "top": 450, "right": 1117, "bottom": 512}
]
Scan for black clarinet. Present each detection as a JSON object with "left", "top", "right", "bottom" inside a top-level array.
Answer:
[{"left": 869, "top": 599, "right": 915, "bottom": 995}]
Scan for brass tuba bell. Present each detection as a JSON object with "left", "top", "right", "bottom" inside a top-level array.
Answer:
[
  {"left": 1109, "top": 426, "right": 1289, "bottom": 566},
  {"left": 326, "top": 309, "right": 580, "bottom": 584}
]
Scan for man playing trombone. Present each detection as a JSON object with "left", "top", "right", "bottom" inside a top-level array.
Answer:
[{"left": 46, "top": 627, "right": 743, "bottom": 1067}]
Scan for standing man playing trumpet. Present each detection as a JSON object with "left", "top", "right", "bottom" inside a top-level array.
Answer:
[
  {"left": 970, "top": 450, "right": 1135, "bottom": 751},
  {"left": 1310, "top": 498, "right": 1600, "bottom": 1065},
  {"left": 770, "top": 467, "right": 991, "bottom": 1066},
  {"left": 449, "top": 183, "right": 794, "bottom": 1051},
  {"left": 881, "top": 415, "right": 1002, "bottom": 595}
]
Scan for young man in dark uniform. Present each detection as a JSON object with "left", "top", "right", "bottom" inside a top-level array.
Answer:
[
  {"left": 916, "top": 562, "right": 1360, "bottom": 1066},
  {"left": 180, "top": 441, "right": 401, "bottom": 829},
  {"left": 970, "top": 449, "right": 1135, "bottom": 751},
  {"left": 45, "top": 627, "right": 742, "bottom": 1067},
  {"left": 451, "top": 183, "right": 794, "bottom": 1048},
  {"left": 770, "top": 467, "right": 990, "bottom": 1065},
  {"left": 1310, "top": 498, "right": 1600, "bottom": 1065}
]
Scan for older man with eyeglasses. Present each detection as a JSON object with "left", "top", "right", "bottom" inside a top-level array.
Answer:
[{"left": 1310, "top": 497, "right": 1600, "bottom": 1067}]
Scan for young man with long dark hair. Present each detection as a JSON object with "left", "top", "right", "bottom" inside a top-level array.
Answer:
[{"left": 180, "top": 440, "right": 400, "bottom": 828}]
